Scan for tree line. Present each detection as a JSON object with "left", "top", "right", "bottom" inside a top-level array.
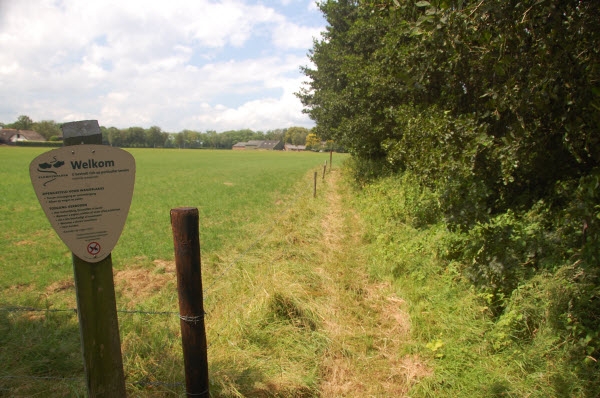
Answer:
[
  {"left": 1, "top": 115, "right": 323, "bottom": 149},
  {"left": 299, "top": 0, "right": 599, "bottom": 379}
]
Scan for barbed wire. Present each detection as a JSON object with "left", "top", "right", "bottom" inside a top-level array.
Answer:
[
  {"left": 0, "top": 306, "right": 179, "bottom": 316},
  {"left": 0, "top": 306, "right": 77, "bottom": 313}
]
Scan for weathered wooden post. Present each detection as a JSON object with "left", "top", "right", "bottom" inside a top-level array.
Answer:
[
  {"left": 29, "top": 120, "right": 134, "bottom": 396},
  {"left": 323, "top": 161, "right": 327, "bottom": 180},
  {"left": 170, "top": 207, "right": 209, "bottom": 397}
]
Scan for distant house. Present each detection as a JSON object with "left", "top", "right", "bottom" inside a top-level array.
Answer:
[
  {"left": 284, "top": 144, "right": 306, "bottom": 152},
  {"left": 0, "top": 129, "right": 46, "bottom": 144},
  {"left": 232, "top": 140, "right": 284, "bottom": 150}
]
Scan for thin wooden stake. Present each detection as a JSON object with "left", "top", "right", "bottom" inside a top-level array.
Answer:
[
  {"left": 61, "top": 121, "right": 126, "bottom": 397},
  {"left": 314, "top": 171, "right": 317, "bottom": 198},
  {"left": 171, "top": 207, "right": 209, "bottom": 397},
  {"left": 323, "top": 162, "right": 327, "bottom": 180}
]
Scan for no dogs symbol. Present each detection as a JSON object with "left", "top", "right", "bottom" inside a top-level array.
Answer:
[{"left": 87, "top": 242, "right": 101, "bottom": 256}]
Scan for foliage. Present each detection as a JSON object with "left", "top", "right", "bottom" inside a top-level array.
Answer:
[
  {"left": 32, "top": 120, "right": 62, "bottom": 140},
  {"left": 299, "top": 0, "right": 600, "bottom": 214},
  {"left": 6, "top": 114, "right": 34, "bottom": 130},
  {"left": 284, "top": 126, "right": 311, "bottom": 145},
  {"left": 301, "top": 0, "right": 600, "bottom": 391},
  {"left": 305, "top": 132, "right": 320, "bottom": 150}
]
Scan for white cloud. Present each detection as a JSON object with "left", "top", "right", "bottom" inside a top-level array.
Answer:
[
  {"left": 0, "top": 0, "right": 325, "bottom": 132},
  {"left": 271, "top": 21, "right": 323, "bottom": 49}
]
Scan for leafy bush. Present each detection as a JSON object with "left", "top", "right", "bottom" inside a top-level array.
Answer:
[{"left": 360, "top": 172, "right": 440, "bottom": 230}]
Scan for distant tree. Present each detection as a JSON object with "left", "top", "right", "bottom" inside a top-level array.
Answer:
[
  {"left": 146, "top": 126, "right": 166, "bottom": 148},
  {"left": 205, "top": 130, "right": 218, "bottom": 148},
  {"left": 265, "top": 128, "right": 285, "bottom": 141},
  {"left": 127, "top": 127, "right": 145, "bottom": 147},
  {"left": 285, "top": 126, "right": 310, "bottom": 145},
  {"left": 173, "top": 132, "right": 185, "bottom": 148},
  {"left": 164, "top": 133, "right": 176, "bottom": 148},
  {"left": 105, "top": 127, "right": 122, "bottom": 147},
  {"left": 33, "top": 120, "right": 61, "bottom": 140},
  {"left": 10, "top": 115, "right": 34, "bottom": 130},
  {"left": 186, "top": 130, "right": 201, "bottom": 148},
  {"left": 305, "top": 133, "right": 320, "bottom": 150}
]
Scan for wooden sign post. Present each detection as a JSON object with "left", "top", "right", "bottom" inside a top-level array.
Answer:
[{"left": 29, "top": 120, "right": 133, "bottom": 397}]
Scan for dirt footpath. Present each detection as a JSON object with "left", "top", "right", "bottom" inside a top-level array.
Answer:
[{"left": 316, "top": 170, "right": 430, "bottom": 397}]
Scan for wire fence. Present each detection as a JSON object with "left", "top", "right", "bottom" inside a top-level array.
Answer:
[{"left": 0, "top": 160, "right": 333, "bottom": 396}]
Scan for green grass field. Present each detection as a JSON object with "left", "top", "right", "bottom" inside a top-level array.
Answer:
[
  {"left": 0, "top": 146, "right": 339, "bottom": 396},
  {"left": 3, "top": 146, "right": 596, "bottom": 397},
  {"left": 1, "top": 147, "right": 330, "bottom": 287}
]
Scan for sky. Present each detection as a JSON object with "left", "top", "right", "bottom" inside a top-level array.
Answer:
[{"left": 0, "top": 0, "right": 326, "bottom": 133}]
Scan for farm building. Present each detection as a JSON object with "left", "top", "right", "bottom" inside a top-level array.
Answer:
[
  {"left": 0, "top": 129, "right": 46, "bottom": 144},
  {"left": 232, "top": 140, "right": 284, "bottom": 150},
  {"left": 284, "top": 144, "right": 306, "bottom": 152}
]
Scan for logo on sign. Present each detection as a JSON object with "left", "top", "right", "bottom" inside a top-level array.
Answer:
[{"left": 36, "top": 156, "right": 67, "bottom": 186}]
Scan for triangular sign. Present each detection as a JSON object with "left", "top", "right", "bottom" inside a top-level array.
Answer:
[{"left": 30, "top": 145, "right": 136, "bottom": 263}]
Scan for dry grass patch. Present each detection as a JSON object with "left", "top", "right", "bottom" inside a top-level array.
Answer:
[{"left": 114, "top": 259, "right": 176, "bottom": 308}]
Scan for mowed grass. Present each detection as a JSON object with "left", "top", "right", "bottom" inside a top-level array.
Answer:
[{"left": 0, "top": 146, "right": 340, "bottom": 396}]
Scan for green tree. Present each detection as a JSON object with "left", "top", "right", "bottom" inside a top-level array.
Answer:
[
  {"left": 265, "top": 128, "right": 285, "bottom": 141},
  {"left": 284, "top": 126, "right": 310, "bottom": 145},
  {"left": 205, "top": 130, "right": 218, "bottom": 148},
  {"left": 127, "top": 127, "right": 145, "bottom": 147},
  {"left": 105, "top": 127, "right": 123, "bottom": 147},
  {"left": 33, "top": 120, "right": 61, "bottom": 140},
  {"left": 10, "top": 115, "right": 34, "bottom": 130},
  {"left": 146, "top": 126, "right": 166, "bottom": 148},
  {"left": 300, "top": 0, "right": 600, "bottom": 210},
  {"left": 305, "top": 133, "right": 320, "bottom": 150}
]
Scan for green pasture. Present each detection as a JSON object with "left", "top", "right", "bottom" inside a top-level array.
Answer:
[
  {"left": 0, "top": 146, "right": 340, "bottom": 395},
  {"left": 1, "top": 147, "right": 330, "bottom": 290}
]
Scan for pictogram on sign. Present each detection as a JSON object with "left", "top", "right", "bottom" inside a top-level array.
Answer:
[{"left": 87, "top": 242, "right": 101, "bottom": 255}]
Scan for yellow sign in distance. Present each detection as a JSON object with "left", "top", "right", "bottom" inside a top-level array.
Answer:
[{"left": 30, "top": 145, "right": 136, "bottom": 263}]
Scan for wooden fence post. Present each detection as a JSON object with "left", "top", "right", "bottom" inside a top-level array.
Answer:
[
  {"left": 61, "top": 121, "right": 126, "bottom": 397},
  {"left": 171, "top": 207, "right": 210, "bottom": 397},
  {"left": 323, "top": 162, "right": 327, "bottom": 180}
]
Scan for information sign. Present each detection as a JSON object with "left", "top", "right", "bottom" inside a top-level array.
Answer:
[{"left": 30, "top": 145, "right": 135, "bottom": 263}]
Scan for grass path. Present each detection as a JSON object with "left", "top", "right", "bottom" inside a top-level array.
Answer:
[{"left": 315, "top": 169, "right": 429, "bottom": 396}]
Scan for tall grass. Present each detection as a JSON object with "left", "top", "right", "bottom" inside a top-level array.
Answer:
[{"left": 354, "top": 172, "right": 599, "bottom": 397}]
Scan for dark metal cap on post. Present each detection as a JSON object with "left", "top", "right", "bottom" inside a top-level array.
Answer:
[{"left": 62, "top": 120, "right": 101, "bottom": 146}]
